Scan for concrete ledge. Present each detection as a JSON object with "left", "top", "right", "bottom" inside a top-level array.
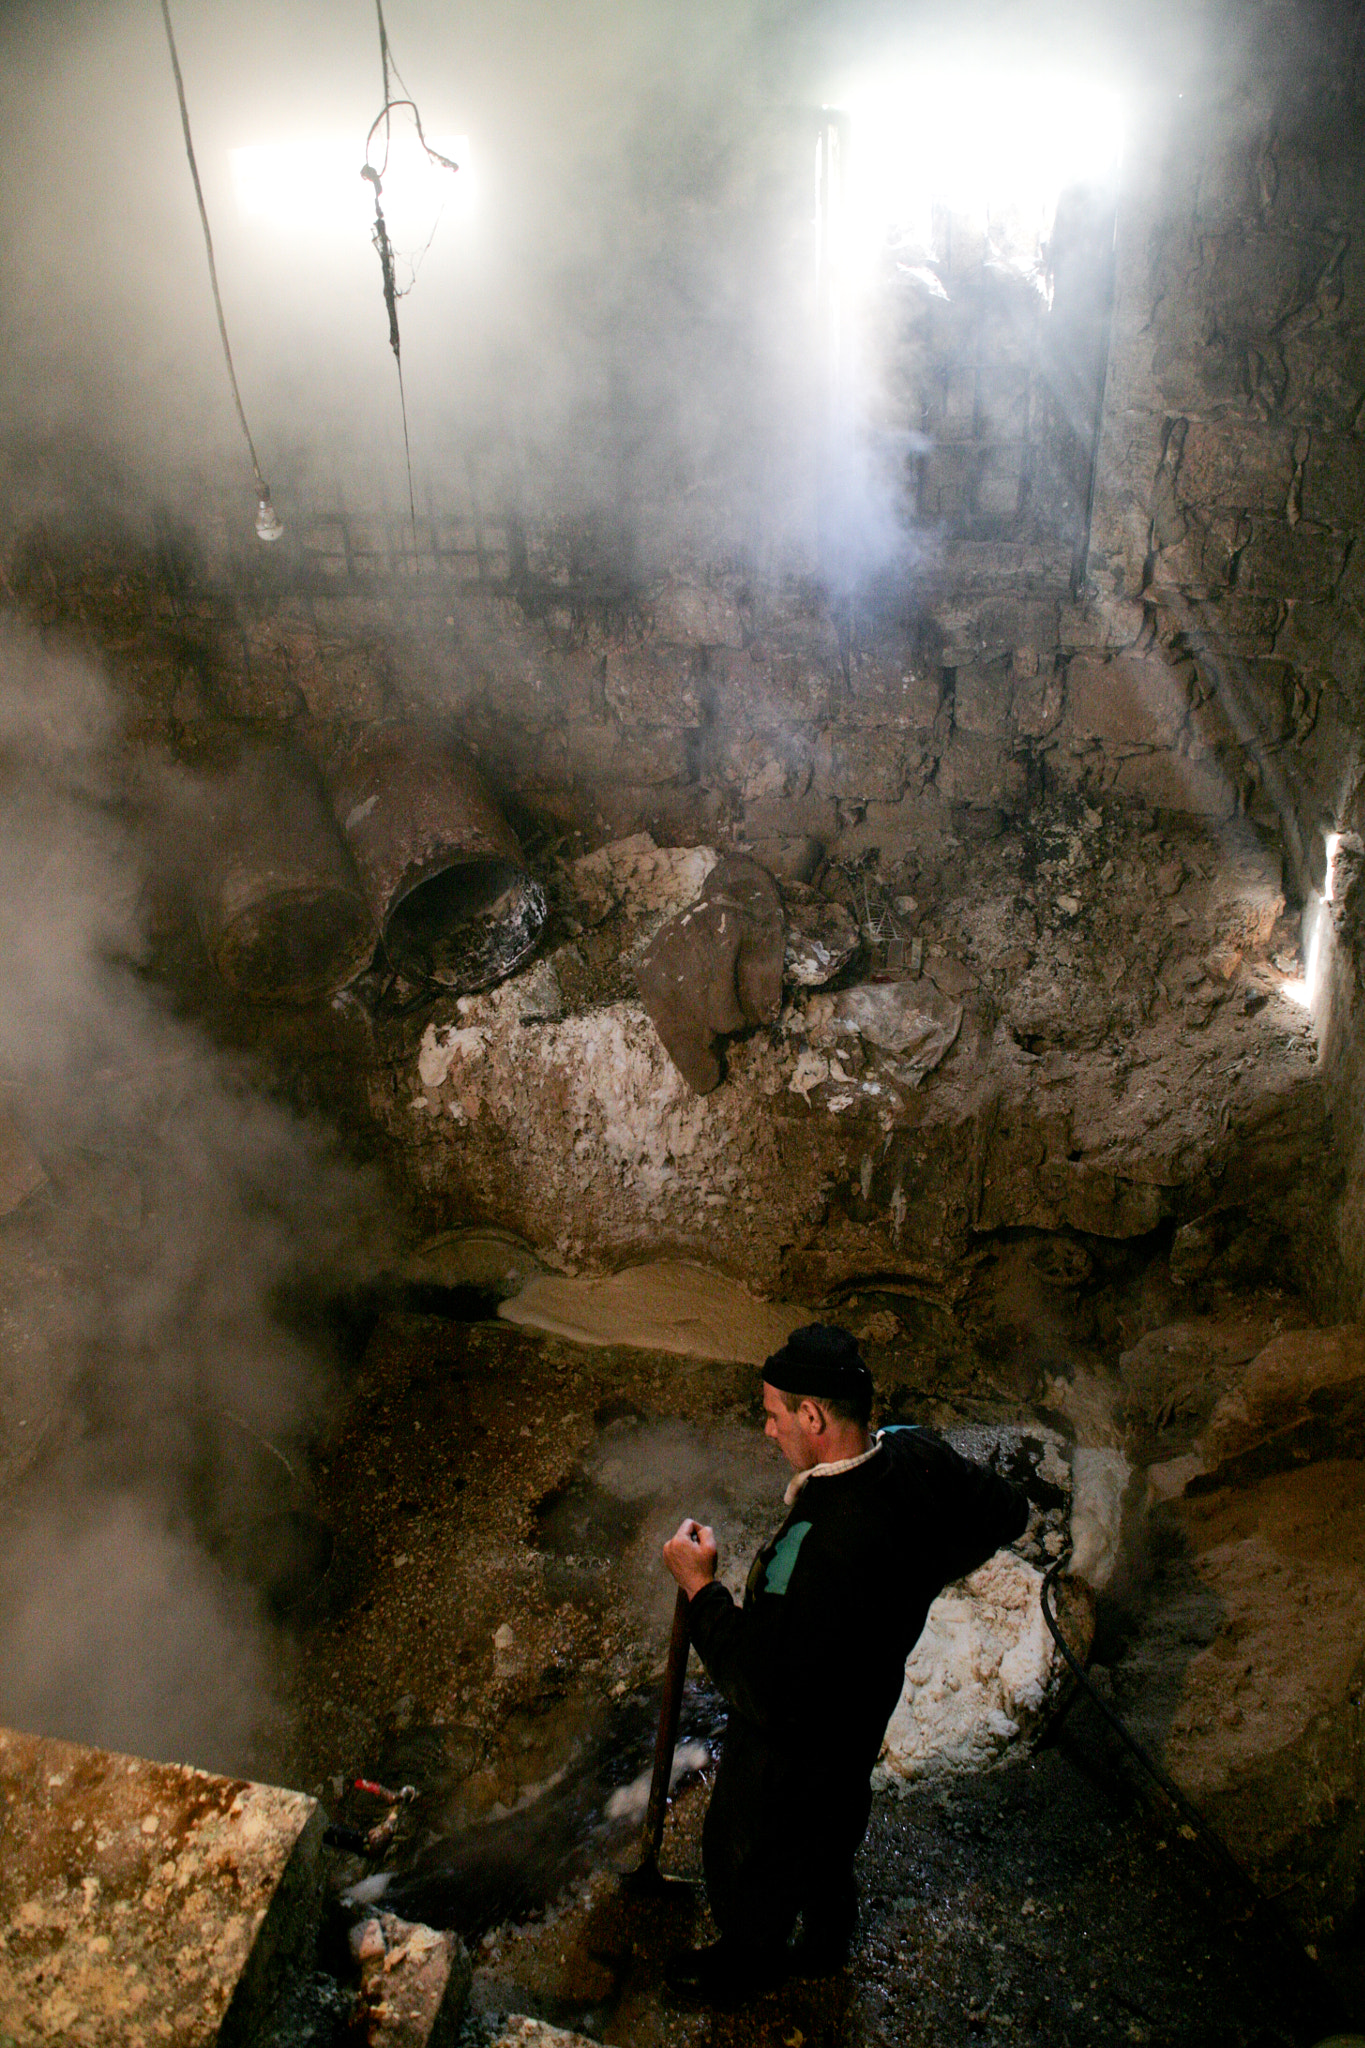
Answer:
[{"left": 0, "top": 1725, "right": 321, "bottom": 2048}]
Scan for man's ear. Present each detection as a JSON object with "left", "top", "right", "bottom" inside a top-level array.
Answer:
[{"left": 799, "top": 1397, "right": 827, "bottom": 1435}]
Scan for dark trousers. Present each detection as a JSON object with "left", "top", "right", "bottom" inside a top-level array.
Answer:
[{"left": 702, "top": 1716, "right": 872, "bottom": 1956}]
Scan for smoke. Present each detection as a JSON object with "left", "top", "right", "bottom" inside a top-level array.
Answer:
[
  {"left": 0, "top": 0, "right": 1235, "bottom": 595},
  {"left": 0, "top": 619, "right": 390, "bottom": 1776},
  {"left": 0, "top": 0, "right": 1139, "bottom": 579}
]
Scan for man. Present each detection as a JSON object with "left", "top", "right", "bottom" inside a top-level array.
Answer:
[{"left": 662, "top": 1322, "right": 1029, "bottom": 2003}]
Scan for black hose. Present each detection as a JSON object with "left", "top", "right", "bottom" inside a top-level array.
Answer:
[
  {"left": 1040, "top": 1550, "right": 1349, "bottom": 2038},
  {"left": 1040, "top": 1551, "right": 1251, "bottom": 1892}
]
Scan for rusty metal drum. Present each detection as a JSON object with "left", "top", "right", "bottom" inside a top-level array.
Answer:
[
  {"left": 323, "top": 722, "right": 547, "bottom": 992},
  {"left": 195, "top": 743, "right": 378, "bottom": 1003}
]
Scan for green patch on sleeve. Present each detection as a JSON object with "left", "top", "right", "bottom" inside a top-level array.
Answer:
[{"left": 763, "top": 1520, "right": 813, "bottom": 1596}]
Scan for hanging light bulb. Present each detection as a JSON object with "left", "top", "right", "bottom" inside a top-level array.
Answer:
[{"left": 254, "top": 487, "right": 285, "bottom": 543}]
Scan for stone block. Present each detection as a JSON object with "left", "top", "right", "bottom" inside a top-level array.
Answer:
[
  {"left": 933, "top": 596, "right": 1060, "bottom": 668},
  {"left": 744, "top": 793, "right": 840, "bottom": 842},
  {"left": 1225, "top": 659, "right": 1295, "bottom": 744},
  {"left": 1147, "top": 513, "right": 1244, "bottom": 597},
  {"left": 1217, "top": 595, "right": 1282, "bottom": 655},
  {"left": 1013, "top": 666, "right": 1065, "bottom": 739},
  {"left": 1206, "top": 229, "right": 1320, "bottom": 335},
  {"left": 1302, "top": 433, "right": 1365, "bottom": 529},
  {"left": 351, "top": 1912, "right": 471, "bottom": 2047},
  {"left": 713, "top": 724, "right": 814, "bottom": 801},
  {"left": 302, "top": 642, "right": 389, "bottom": 722},
  {"left": 544, "top": 648, "right": 607, "bottom": 721},
  {"left": 0, "top": 1727, "right": 322, "bottom": 2048},
  {"left": 602, "top": 644, "right": 700, "bottom": 724},
  {"left": 1176, "top": 422, "right": 1295, "bottom": 514},
  {"left": 1119, "top": 1317, "right": 1270, "bottom": 1433},
  {"left": 469, "top": 2019, "right": 603, "bottom": 2048},
  {"left": 1159, "top": 1461, "right": 1365, "bottom": 1848},
  {"left": 1188, "top": 694, "right": 1239, "bottom": 753},
  {"left": 745, "top": 833, "right": 825, "bottom": 884},
  {"left": 649, "top": 577, "right": 746, "bottom": 648},
  {"left": 935, "top": 732, "right": 1026, "bottom": 811},
  {"left": 1111, "top": 749, "right": 1237, "bottom": 818},
  {"left": 1058, "top": 598, "right": 1145, "bottom": 650},
  {"left": 706, "top": 645, "right": 776, "bottom": 712},
  {"left": 953, "top": 663, "right": 1013, "bottom": 735},
  {"left": 594, "top": 782, "right": 723, "bottom": 846},
  {"left": 1066, "top": 653, "right": 1190, "bottom": 747},
  {"left": 636, "top": 856, "right": 783, "bottom": 1093},
  {"left": 1236, "top": 521, "right": 1345, "bottom": 600},
  {"left": 833, "top": 790, "right": 950, "bottom": 862},
  {"left": 845, "top": 646, "right": 943, "bottom": 725},
  {"left": 565, "top": 721, "right": 692, "bottom": 786},
  {"left": 811, "top": 726, "right": 915, "bottom": 802},
  {"left": 878, "top": 1545, "right": 1093, "bottom": 1782}
]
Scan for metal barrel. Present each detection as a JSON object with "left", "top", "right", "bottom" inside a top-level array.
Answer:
[
  {"left": 322, "top": 722, "right": 547, "bottom": 993},
  {"left": 195, "top": 742, "right": 378, "bottom": 1003}
]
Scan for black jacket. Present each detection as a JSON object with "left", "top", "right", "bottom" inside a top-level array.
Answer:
[{"left": 687, "top": 1426, "right": 1029, "bottom": 1783}]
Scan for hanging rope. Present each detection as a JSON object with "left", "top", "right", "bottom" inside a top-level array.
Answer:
[
  {"left": 157, "top": 0, "right": 281, "bottom": 540},
  {"left": 362, "top": 0, "right": 460, "bottom": 543}
]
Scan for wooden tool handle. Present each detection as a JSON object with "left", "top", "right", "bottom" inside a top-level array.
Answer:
[{"left": 639, "top": 1586, "right": 691, "bottom": 1870}]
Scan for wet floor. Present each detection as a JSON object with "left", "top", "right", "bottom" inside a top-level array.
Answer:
[{"left": 276, "top": 1310, "right": 1356, "bottom": 2047}]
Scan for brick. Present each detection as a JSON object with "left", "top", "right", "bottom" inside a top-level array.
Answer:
[
  {"left": 1013, "top": 667, "right": 1065, "bottom": 738},
  {"left": 603, "top": 645, "right": 700, "bottom": 723},
  {"left": 845, "top": 645, "right": 942, "bottom": 725},
  {"left": 744, "top": 793, "right": 840, "bottom": 841},
  {"left": 811, "top": 726, "right": 916, "bottom": 802},
  {"left": 1303, "top": 435, "right": 1365, "bottom": 529},
  {"left": 933, "top": 596, "right": 1060, "bottom": 668},
  {"left": 565, "top": 721, "right": 691, "bottom": 785},
  {"left": 1176, "top": 422, "right": 1295, "bottom": 514},
  {"left": 650, "top": 576, "right": 746, "bottom": 648},
  {"left": 1237, "top": 521, "right": 1344, "bottom": 599},
  {"left": 1111, "top": 749, "right": 1237, "bottom": 817},
  {"left": 1062, "top": 597, "right": 1147, "bottom": 650},
  {"left": 953, "top": 663, "right": 1013, "bottom": 735},
  {"left": 936, "top": 732, "right": 1028, "bottom": 810},
  {"left": 1065, "top": 654, "right": 1190, "bottom": 747}
]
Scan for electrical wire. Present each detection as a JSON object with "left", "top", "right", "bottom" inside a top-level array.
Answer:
[
  {"left": 361, "top": 2, "right": 461, "bottom": 543},
  {"left": 157, "top": 0, "right": 278, "bottom": 534}
]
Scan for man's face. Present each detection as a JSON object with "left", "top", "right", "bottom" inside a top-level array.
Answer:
[{"left": 762, "top": 1380, "right": 820, "bottom": 1472}]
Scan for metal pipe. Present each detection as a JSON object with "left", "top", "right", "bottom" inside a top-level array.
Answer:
[
  {"left": 195, "top": 742, "right": 378, "bottom": 1003},
  {"left": 322, "top": 722, "right": 547, "bottom": 993}
]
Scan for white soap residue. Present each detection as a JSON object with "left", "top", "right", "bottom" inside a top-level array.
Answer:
[{"left": 876, "top": 1551, "right": 1062, "bottom": 1784}]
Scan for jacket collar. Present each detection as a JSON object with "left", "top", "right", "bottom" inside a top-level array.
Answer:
[{"left": 783, "top": 1437, "right": 883, "bottom": 1507}]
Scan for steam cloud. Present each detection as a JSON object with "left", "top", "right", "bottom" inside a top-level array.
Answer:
[{"left": 0, "top": 620, "right": 389, "bottom": 1775}]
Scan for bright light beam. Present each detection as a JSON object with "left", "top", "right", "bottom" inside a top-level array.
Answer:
[
  {"left": 841, "top": 65, "right": 1125, "bottom": 289},
  {"left": 230, "top": 132, "right": 472, "bottom": 242}
]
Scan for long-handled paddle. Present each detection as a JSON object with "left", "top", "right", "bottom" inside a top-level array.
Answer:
[{"left": 623, "top": 1585, "right": 692, "bottom": 1894}]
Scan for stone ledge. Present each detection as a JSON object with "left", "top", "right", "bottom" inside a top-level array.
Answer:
[{"left": 0, "top": 1726, "right": 321, "bottom": 2048}]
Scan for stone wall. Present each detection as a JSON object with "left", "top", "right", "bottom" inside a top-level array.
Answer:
[
  {"left": 7, "top": 1, "right": 1365, "bottom": 1308},
  {"left": 1083, "top": 2, "right": 1365, "bottom": 1309}
]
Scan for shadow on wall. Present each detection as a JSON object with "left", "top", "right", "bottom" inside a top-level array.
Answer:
[{"left": 0, "top": 620, "right": 391, "bottom": 1777}]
